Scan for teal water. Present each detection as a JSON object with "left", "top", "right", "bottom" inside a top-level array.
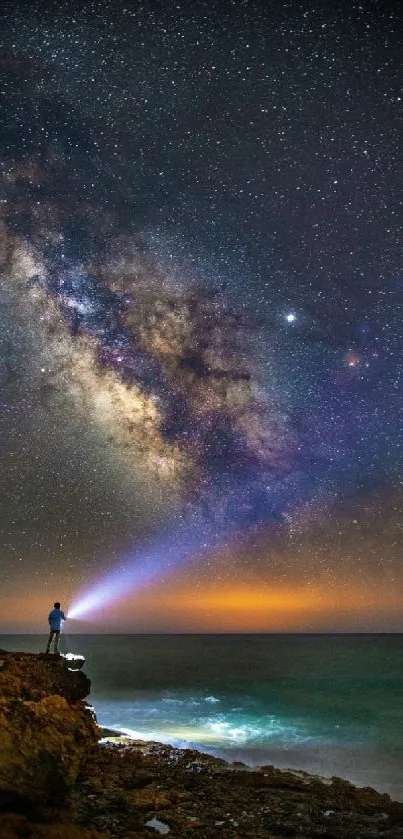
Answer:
[{"left": 1, "top": 634, "right": 402, "bottom": 800}]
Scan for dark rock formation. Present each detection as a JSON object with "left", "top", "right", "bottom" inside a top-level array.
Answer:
[
  {"left": 1, "top": 650, "right": 403, "bottom": 838},
  {"left": 73, "top": 739, "right": 403, "bottom": 838}
]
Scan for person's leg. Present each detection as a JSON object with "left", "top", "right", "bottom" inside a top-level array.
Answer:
[
  {"left": 54, "top": 630, "right": 60, "bottom": 654},
  {"left": 45, "top": 629, "right": 54, "bottom": 653}
]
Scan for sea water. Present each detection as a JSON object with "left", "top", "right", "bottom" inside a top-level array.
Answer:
[{"left": 1, "top": 633, "right": 402, "bottom": 801}]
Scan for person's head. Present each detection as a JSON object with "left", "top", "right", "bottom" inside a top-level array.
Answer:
[{"left": 54, "top": 601, "right": 61, "bottom": 609}]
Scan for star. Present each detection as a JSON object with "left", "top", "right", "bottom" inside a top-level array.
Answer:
[{"left": 0, "top": 0, "right": 402, "bottom": 637}]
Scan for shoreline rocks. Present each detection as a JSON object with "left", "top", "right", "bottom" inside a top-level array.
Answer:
[{"left": 1, "top": 650, "right": 403, "bottom": 838}]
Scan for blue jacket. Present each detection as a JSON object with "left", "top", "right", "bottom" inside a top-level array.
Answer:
[{"left": 48, "top": 608, "right": 66, "bottom": 630}]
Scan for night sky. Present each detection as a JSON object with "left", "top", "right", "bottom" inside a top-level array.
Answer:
[{"left": 0, "top": 0, "right": 402, "bottom": 632}]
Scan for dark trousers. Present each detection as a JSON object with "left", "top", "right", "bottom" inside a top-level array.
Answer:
[{"left": 46, "top": 629, "right": 61, "bottom": 653}]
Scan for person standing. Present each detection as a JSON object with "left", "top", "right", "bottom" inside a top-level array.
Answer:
[{"left": 45, "top": 601, "right": 66, "bottom": 654}]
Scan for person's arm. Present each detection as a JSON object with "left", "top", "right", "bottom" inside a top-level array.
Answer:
[
  {"left": 48, "top": 613, "right": 52, "bottom": 625},
  {"left": 62, "top": 612, "right": 66, "bottom": 620}
]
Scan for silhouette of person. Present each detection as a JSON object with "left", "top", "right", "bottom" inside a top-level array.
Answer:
[{"left": 45, "top": 601, "right": 66, "bottom": 654}]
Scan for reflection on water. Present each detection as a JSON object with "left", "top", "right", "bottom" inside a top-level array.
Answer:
[{"left": 96, "top": 693, "right": 306, "bottom": 746}]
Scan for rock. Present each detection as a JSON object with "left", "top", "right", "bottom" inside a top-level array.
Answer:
[
  {"left": 0, "top": 812, "right": 109, "bottom": 838},
  {"left": 61, "top": 653, "right": 86, "bottom": 671},
  {"left": 0, "top": 651, "right": 99, "bottom": 808},
  {"left": 0, "top": 650, "right": 91, "bottom": 703},
  {"left": 145, "top": 816, "right": 171, "bottom": 835},
  {"left": 129, "top": 785, "right": 173, "bottom": 810},
  {"left": 0, "top": 694, "right": 99, "bottom": 805}
]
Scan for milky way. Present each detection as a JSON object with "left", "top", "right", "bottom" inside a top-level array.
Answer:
[
  {"left": 0, "top": 0, "right": 402, "bottom": 630},
  {"left": 2, "top": 197, "right": 292, "bottom": 510}
]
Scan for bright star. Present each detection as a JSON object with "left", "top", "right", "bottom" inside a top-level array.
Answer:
[{"left": 285, "top": 313, "right": 296, "bottom": 323}]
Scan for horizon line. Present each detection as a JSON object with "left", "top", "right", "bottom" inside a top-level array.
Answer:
[{"left": 1, "top": 630, "right": 403, "bottom": 636}]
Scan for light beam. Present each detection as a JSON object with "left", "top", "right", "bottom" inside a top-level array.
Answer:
[
  {"left": 68, "top": 511, "right": 220, "bottom": 620},
  {"left": 68, "top": 472, "right": 309, "bottom": 621}
]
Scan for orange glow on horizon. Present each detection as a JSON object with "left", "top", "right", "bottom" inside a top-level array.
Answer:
[
  {"left": 143, "top": 582, "right": 403, "bottom": 631},
  {"left": 1, "top": 579, "right": 402, "bottom": 634}
]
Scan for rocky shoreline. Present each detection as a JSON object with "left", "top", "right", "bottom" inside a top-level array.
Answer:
[{"left": 0, "top": 650, "right": 402, "bottom": 838}]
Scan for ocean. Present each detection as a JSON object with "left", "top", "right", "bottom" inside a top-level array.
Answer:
[{"left": 2, "top": 633, "right": 402, "bottom": 801}]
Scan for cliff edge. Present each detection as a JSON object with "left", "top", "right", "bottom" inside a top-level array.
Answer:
[{"left": 0, "top": 649, "right": 402, "bottom": 839}]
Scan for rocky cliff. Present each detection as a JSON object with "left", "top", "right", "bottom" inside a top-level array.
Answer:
[
  {"left": 0, "top": 651, "right": 97, "bottom": 809},
  {"left": 0, "top": 649, "right": 402, "bottom": 839}
]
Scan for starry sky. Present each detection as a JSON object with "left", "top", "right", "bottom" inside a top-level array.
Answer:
[{"left": 0, "top": 0, "right": 402, "bottom": 633}]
